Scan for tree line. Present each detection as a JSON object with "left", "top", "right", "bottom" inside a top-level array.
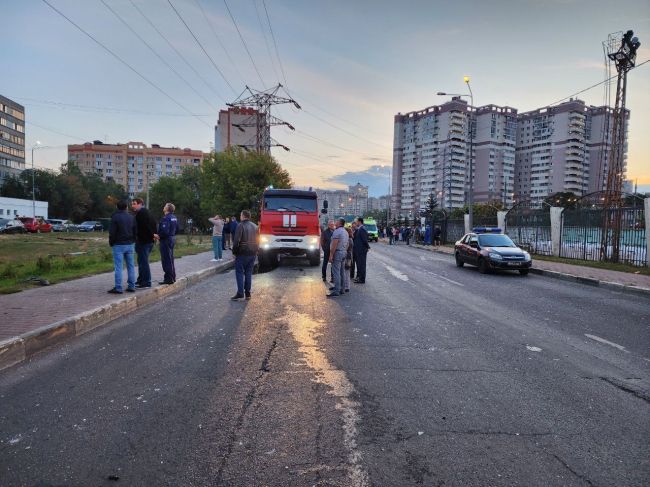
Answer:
[{"left": 0, "top": 148, "right": 292, "bottom": 227}]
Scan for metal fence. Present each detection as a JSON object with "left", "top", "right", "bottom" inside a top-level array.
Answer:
[
  {"left": 560, "top": 206, "right": 646, "bottom": 266},
  {"left": 445, "top": 218, "right": 465, "bottom": 243},
  {"left": 505, "top": 203, "right": 553, "bottom": 256}
]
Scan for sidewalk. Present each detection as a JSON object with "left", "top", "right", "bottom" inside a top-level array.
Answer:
[
  {"left": 405, "top": 242, "right": 650, "bottom": 294},
  {"left": 0, "top": 250, "right": 235, "bottom": 370}
]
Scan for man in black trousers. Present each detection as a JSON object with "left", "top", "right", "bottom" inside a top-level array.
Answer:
[
  {"left": 131, "top": 198, "right": 157, "bottom": 288},
  {"left": 353, "top": 217, "right": 370, "bottom": 284},
  {"left": 320, "top": 220, "right": 334, "bottom": 282}
]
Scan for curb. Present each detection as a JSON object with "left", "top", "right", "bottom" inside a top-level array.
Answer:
[
  {"left": 0, "top": 259, "right": 235, "bottom": 372},
  {"left": 407, "top": 243, "right": 650, "bottom": 298}
]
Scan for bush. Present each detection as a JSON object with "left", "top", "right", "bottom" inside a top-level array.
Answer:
[
  {"left": 36, "top": 256, "right": 52, "bottom": 272},
  {"left": 0, "top": 263, "right": 18, "bottom": 279}
]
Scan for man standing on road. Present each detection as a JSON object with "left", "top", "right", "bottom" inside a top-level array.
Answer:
[
  {"left": 353, "top": 217, "right": 370, "bottom": 284},
  {"left": 327, "top": 217, "right": 349, "bottom": 297},
  {"left": 108, "top": 200, "right": 137, "bottom": 294},
  {"left": 154, "top": 203, "right": 178, "bottom": 285},
  {"left": 320, "top": 220, "right": 335, "bottom": 282},
  {"left": 208, "top": 214, "right": 225, "bottom": 261},
  {"left": 131, "top": 198, "right": 157, "bottom": 289},
  {"left": 231, "top": 210, "right": 258, "bottom": 301}
]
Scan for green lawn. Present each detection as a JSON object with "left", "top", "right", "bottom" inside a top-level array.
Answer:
[{"left": 0, "top": 232, "right": 212, "bottom": 294}]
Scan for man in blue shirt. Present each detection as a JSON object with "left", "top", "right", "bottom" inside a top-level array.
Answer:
[{"left": 154, "top": 202, "right": 178, "bottom": 285}]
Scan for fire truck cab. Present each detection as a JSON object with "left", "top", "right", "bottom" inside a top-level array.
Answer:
[{"left": 258, "top": 189, "right": 321, "bottom": 268}]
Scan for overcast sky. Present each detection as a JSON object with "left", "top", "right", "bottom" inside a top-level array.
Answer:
[{"left": 3, "top": 0, "right": 649, "bottom": 196}]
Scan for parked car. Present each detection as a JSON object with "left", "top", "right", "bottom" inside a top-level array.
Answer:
[
  {"left": 46, "top": 219, "right": 76, "bottom": 232},
  {"left": 0, "top": 218, "right": 26, "bottom": 234},
  {"left": 454, "top": 227, "right": 532, "bottom": 275},
  {"left": 17, "top": 217, "right": 53, "bottom": 233},
  {"left": 77, "top": 221, "right": 103, "bottom": 232}
]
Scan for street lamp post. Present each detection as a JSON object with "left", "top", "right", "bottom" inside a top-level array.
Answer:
[
  {"left": 437, "top": 75, "right": 475, "bottom": 229},
  {"left": 31, "top": 141, "right": 42, "bottom": 218}
]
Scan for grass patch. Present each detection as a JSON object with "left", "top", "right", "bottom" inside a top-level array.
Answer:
[{"left": 0, "top": 233, "right": 211, "bottom": 293}]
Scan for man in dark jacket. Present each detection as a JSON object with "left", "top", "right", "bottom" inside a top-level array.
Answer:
[
  {"left": 108, "top": 200, "right": 137, "bottom": 294},
  {"left": 131, "top": 198, "right": 157, "bottom": 288},
  {"left": 154, "top": 202, "right": 178, "bottom": 285},
  {"left": 231, "top": 210, "right": 257, "bottom": 301},
  {"left": 353, "top": 217, "right": 370, "bottom": 284},
  {"left": 320, "top": 220, "right": 335, "bottom": 282}
]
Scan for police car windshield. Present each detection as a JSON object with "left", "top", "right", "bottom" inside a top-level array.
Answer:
[
  {"left": 478, "top": 234, "right": 516, "bottom": 247},
  {"left": 264, "top": 196, "right": 317, "bottom": 212}
]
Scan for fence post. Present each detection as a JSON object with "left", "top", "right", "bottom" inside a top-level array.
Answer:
[
  {"left": 643, "top": 198, "right": 650, "bottom": 267},
  {"left": 550, "top": 206, "right": 563, "bottom": 257},
  {"left": 464, "top": 214, "right": 470, "bottom": 234},
  {"left": 497, "top": 211, "right": 507, "bottom": 232}
]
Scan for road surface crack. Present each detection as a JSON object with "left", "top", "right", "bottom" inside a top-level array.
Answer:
[
  {"left": 599, "top": 377, "right": 650, "bottom": 404},
  {"left": 551, "top": 453, "right": 594, "bottom": 486}
]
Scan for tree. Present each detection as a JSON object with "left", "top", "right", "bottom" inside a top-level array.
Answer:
[
  {"left": 0, "top": 175, "right": 28, "bottom": 198},
  {"left": 201, "top": 148, "right": 292, "bottom": 221}
]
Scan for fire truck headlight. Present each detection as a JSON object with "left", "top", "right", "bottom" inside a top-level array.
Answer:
[
  {"left": 260, "top": 235, "right": 270, "bottom": 243},
  {"left": 309, "top": 237, "right": 319, "bottom": 245}
]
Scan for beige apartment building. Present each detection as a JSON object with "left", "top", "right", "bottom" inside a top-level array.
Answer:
[
  {"left": 67, "top": 141, "right": 206, "bottom": 197},
  {"left": 214, "top": 107, "right": 261, "bottom": 152}
]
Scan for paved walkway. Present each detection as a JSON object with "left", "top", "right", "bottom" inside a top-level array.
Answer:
[
  {"left": 403, "top": 242, "right": 650, "bottom": 289},
  {"left": 0, "top": 250, "right": 234, "bottom": 342}
]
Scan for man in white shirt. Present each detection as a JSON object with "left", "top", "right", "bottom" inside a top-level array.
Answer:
[{"left": 327, "top": 218, "right": 349, "bottom": 297}]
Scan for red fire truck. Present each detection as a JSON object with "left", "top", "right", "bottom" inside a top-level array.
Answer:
[{"left": 257, "top": 188, "right": 321, "bottom": 269}]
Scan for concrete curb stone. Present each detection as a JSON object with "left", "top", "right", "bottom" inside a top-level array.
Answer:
[{"left": 0, "top": 259, "right": 234, "bottom": 372}]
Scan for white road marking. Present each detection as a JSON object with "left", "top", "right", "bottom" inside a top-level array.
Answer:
[
  {"left": 585, "top": 334, "right": 628, "bottom": 352},
  {"left": 427, "top": 271, "right": 464, "bottom": 287},
  {"left": 284, "top": 305, "right": 370, "bottom": 487},
  {"left": 526, "top": 346, "right": 542, "bottom": 352},
  {"left": 384, "top": 264, "right": 409, "bottom": 281}
]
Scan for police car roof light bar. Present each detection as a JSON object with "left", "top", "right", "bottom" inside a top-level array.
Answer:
[{"left": 472, "top": 227, "right": 502, "bottom": 234}]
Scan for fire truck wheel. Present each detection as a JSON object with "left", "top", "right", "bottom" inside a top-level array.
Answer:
[{"left": 308, "top": 252, "right": 320, "bottom": 267}]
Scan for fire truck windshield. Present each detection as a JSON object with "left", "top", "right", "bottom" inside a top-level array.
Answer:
[{"left": 263, "top": 196, "right": 317, "bottom": 213}]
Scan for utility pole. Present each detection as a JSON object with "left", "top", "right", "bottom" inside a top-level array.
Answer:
[
  {"left": 227, "top": 84, "right": 300, "bottom": 153},
  {"left": 600, "top": 30, "right": 640, "bottom": 262}
]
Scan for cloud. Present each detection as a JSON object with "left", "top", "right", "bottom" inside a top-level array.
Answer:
[{"left": 324, "top": 165, "right": 391, "bottom": 197}]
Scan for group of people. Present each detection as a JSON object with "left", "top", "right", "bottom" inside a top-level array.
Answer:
[
  {"left": 386, "top": 225, "right": 442, "bottom": 246},
  {"left": 108, "top": 198, "right": 178, "bottom": 294},
  {"left": 206, "top": 215, "right": 239, "bottom": 262},
  {"left": 320, "top": 217, "right": 371, "bottom": 297}
]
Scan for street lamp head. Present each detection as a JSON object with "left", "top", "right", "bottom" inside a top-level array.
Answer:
[
  {"left": 436, "top": 92, "right": 447, "bottom": 96},
  {"left": 36, "top": 140, "right": 41, "bottom": 146},
  {"left": 463, "top": 76, "right": 470, "bottom": 84}
]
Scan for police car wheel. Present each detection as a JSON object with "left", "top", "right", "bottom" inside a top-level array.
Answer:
[
  {"left": 478, "top": 258, "right": 489, "bottom": 274},
  {"left": 455, "top": 253, "right": 464, "bottom": 267}
]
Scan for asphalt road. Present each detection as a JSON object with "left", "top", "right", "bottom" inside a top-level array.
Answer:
[{"left": 1, "top": 243, "right": 648, "bottom": 486}]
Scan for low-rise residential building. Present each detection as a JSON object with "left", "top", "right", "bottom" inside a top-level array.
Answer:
[
  {"left": 0, "top": 95, "right": 25, "bottom": 186},
  {"left": 67, "top": 141, "right": 206, "bottom": 197},
  {"left": 0, "top": 196, "right": 48, "bottom": 219}
]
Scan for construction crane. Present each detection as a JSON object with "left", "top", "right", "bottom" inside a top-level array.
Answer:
[{"left": 600, "top": 30, "right": 640, "bottom": 262}]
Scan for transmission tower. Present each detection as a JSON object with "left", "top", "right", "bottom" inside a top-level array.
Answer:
[
  {"left": 600, "top": 30, "right": 641, "bottom": 262},
  {"left": 227, "top": 84, "right": 300, "bottom": 154}
]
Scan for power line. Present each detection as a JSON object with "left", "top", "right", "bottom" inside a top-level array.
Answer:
[
  {"left": 301, "top": 108, "right": 392, "bottom": 150},
  {"left": 193, "top": 0, "right": 246, "bottom": 86},
  {"left": 222, "top": 0, "right": 267, "bottom": 88},
  {"left": 28, "top": 120, "right": 89, "bottom": 142},
  {"left": 290, "top": 128, "right": 389, "bottom": 161},
  {"left": 166, "top": 0, "right": 238, "bottom": 95},
  {"left": 548, "top": 58, "right": 648, "bottom": 107},
  {"left": 253, "top": 0, "right": 281, "bottom": 84},
  {"left": 40, "top": 0, "right": 212, "bottom": 129},
  {"left": 18, "top": 97, "right": 215, "bottom": 117},
  {"left": 262, "top": 0, "right": 289, "bottom": 87},
  {"left": 128, "top": 0, "right": 226, "bottom": 107},
  {"left": 100, "top": 0, "right": 221, "bottom": 110}
]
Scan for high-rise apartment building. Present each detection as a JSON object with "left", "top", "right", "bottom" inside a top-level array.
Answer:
[
  {"left": 0, "top": 95, "right": 25, "bottom": 186},
  {"left": 393, "top": 98, "right": 627, "bottom": 215},
  {"left": 214, "top": 107, "right": 261, "bottom": 152},
  {"left": 68, "top": 141, "right": 206, "bottom": 197},
  {"left": 515, "top": 99, "right": 627, "bottom": 205}
]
